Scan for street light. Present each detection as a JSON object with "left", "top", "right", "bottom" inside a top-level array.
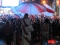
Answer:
[
  {"left": 56, "top": 0, "right": 59, "bottom": 6},
  {"left": 42, "top": 1, "right": 46, "bottom": 4},
  {"left": 41, "top": 0, "right": 46, "bottom": 5}
]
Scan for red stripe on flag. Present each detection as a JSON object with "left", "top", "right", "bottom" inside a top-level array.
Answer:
[
  {"left": 46, "top": 8, "right": 55, "bottom": 13},
  {"left": 19, "top": 4, "right": 29, "bottom": 13},
  {"left": 34, "top": 4, "right": 45, "bottom": 12}
]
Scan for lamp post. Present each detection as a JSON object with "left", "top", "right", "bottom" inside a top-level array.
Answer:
[{"left": 56, "top": 0, "right": 60, "bottom": 17}]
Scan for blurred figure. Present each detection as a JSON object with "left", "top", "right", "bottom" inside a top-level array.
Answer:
[
  {"left": 52, "top": 19, "right": 60, "bottom": 38},
  {"left": 21, "top": 13, "right": 34, "bottom": 45},
  {"left": 3, "top": 20, "right": 13, "bottom": 45},
  {"left": 32, "top": 17, "right": 40, "bottom": 43},
  {"left": 41, "top": 18, "right": 52, "bottom": 45},
  {"left": 40, "top": 14, "right": 45, "bottom": 25}
]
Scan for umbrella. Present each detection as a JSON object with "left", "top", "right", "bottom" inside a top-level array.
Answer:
[
  {"left": 42, "top": 11, "right": 53, "bottom": 17},
  {"left": 13, "top": 2, "right": 46, "bottom": 15},
  {"left": 44, "top": 4, "right": 55, "bottom": 13}
]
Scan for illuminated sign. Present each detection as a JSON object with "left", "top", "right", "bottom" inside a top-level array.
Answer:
[{"left": 48, "top": 40, "right": 56, "bottom": 44}]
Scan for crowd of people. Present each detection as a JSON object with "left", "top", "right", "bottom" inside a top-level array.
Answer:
[
  {"left": 0, "top": 13, "right": 60, "bottom": 45},
  {"left": 0, "top": 14, "right": 22, "bottom": 45}
]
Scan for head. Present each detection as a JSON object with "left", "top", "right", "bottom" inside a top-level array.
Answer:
[
  {"left": 44, "top": 18, "right": 50, "bottom": 23},
  {"left": 41, "top": 14, "right": 44, "bottom": 18},
  {"left": 54, "top": 19, "right": 59, "bottom": 23},
  {"left": 24, "top": 13, "right": 28, "bottom": 18}
]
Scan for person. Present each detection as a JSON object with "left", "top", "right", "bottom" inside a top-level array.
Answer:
[
  {"left": 40, "top": 14, "right": 45, "bottom": 25},
  {"left": 52, "top": 19, "right": 60, "bottom": 38},
  {"left": 21, "top": 13, "right": 34, "bottom": 45},
  {"left": 32, "top": 17, "right": 40, "bottom": 43},
  {"left": 3, "top": 20, "right": 13, "bottom": 45},
  {"left": 41, "top": 18, "right": 52, "bottom": 45}
]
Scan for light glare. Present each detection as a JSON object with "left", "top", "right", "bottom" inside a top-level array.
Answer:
[
  {"left": 2, "top": 0, "right": 19, "bottom": 6},
  {"left": 42, "top": 1, "right": 46, "bottom": 4}
]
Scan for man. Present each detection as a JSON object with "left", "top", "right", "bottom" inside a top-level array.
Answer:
[
  {"left": 41, "top": 18, "right": 52, "bottom": 45},
  {"left": 21, "top": 13, "right": 34, "bottom": 45}
]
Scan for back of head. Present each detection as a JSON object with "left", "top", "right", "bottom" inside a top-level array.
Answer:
[
  {"left": 44, "top": 18, "right": 50, "bottom": 23},
  {"left": 24, "top": 13, "right": 28, "bottom": 18}
]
